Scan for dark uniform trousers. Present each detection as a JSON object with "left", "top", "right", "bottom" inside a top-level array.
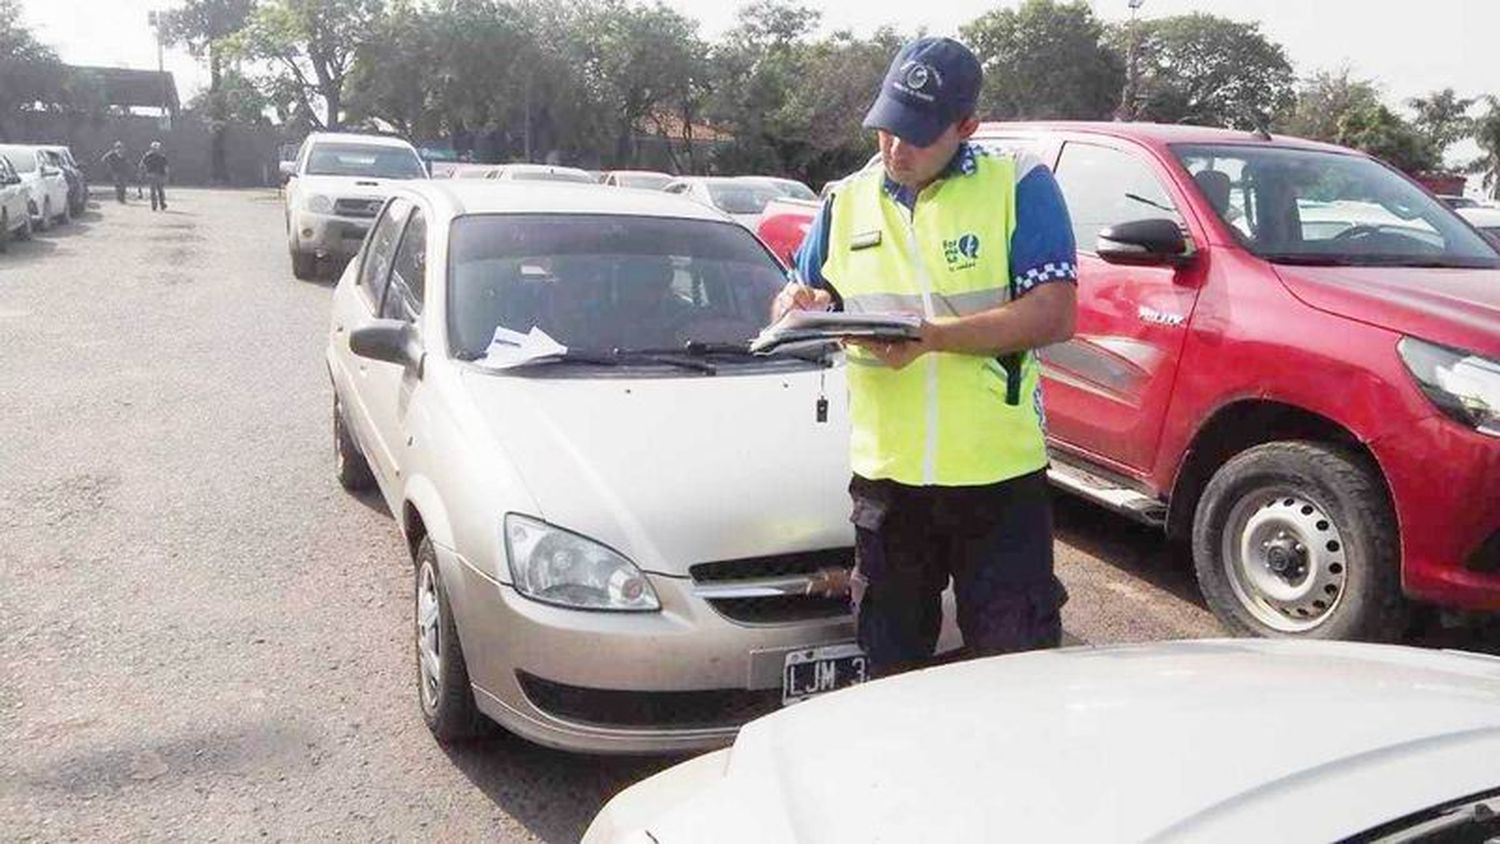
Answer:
[{"left": 849, "top": 469, "right": 1067, "bottom": 678}]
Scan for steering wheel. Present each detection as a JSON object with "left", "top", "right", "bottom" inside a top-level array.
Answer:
[{"left": 1329, "top": 224, "right": 1387, "bottom": 243}]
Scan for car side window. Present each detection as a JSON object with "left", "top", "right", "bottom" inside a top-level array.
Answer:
[
  {"left": 358, "top": 198, "right": 411, "bottom": 310},
  {"left": 382, "top": 208, "right": 426, "bottom": 321},
  {"left": 1054, "top": 142, "right": 1183, "bottom": 253}
]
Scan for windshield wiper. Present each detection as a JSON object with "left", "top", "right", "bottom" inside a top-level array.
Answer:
[
  {"left": 1261, "top": 254, "right": 1355, "bottom": 266},
  {"left": 626, "top": 341, "right": 831, "bottom": 365},
  {"left": 459, "top": 347, "right": 714, "bottom": 372}
]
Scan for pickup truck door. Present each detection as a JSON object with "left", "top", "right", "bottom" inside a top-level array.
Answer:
[{"left": 1041, "top": 139, "right": 1206, "bottom": 476}]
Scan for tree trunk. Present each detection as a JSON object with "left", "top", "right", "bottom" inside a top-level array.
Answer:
[{"left": 209, "top": 47, "right": 228, "bottom": 185}]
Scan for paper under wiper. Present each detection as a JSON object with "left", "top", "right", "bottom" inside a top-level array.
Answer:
[
  {"left": 750, "top": 310, "right": 921, "bottom": 354},
  {"left": 474, "top": 326, "right": 569, "bottom": 369}
]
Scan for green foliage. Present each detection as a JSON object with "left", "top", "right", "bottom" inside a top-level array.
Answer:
[
  {"left": 0, "top": 0, "right": 64, "bottom": 137},
  {"left": 961, "top": 0, "right": 1123, "bottom": 121},
  {"left": 1335, "top": 101, "right": 1441, "bottom": 175},
  {"left": 1470, "top": 96, "right": 1500, "bottom": 198},
  {"left": 1280, "top": 68, "right": 1383, "bottom": 143},
  {"left": 1120, "top": 13, "right": 1295, "bottom": 130},
  {"left": 1407, "top": 88, "right": 1476, "bottom": 160}
]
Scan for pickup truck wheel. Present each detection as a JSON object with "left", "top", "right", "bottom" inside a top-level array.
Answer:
[
  {"left": 333, "top": 395, "right": 375, "bottom": 491},
  {"left": 37, "top": 198, "right": 50, "bottom": 232},
  {"left": 415, "top": 538, "right": 486, "bottom": 742},
  {"left": 1192, "top": 441, "right": 1404, "bottom": 641},
  {"left": 290, "top": 249, "right": 319, "bottom": 280}
]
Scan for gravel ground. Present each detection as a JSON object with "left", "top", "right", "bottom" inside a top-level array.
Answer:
[{"left": 0, "top": 188, "right": 1489, "bottom": 841}]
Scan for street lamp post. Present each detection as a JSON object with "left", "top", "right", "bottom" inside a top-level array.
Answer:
[
  {"left": 147, "top": 10, "right": 170, "bottom": 130},
  {"left": 1119, "top": 0, "right": 1145, "bottom": 122}
]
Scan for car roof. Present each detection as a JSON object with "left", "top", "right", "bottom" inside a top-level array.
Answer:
[
  {"left": 609, "top": 169, "right": 671, "bottom": 177},
  {"left": 501, "top": 163, "right": 589, "bottom": 174},
  {"left": 980, "top": 120, "right": 1360, "bottom": 155},
  {"left": 699, "top": 640, "right": 1500, "bottom": 843},
  {"left": 306, "top": 132, "right": 416, "bottom": 149},
  {"left": 395, "top": 180, "right": 735, "bottom": 222}
]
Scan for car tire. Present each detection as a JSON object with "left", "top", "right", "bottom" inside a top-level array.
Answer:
[
  {"left": 414, "top": 537, "right": 486, "bottom": 742},
  {"left": 37, "top": 198, "right": 50, "bottom": 232},
  {"left": 333, "top": 395, "right": 375, "bottom": 491},
  {"left": 291, "top": 249, "right": 319, "bottom": 280},
  {"left": 1192, "top": 440, "right": 1405, "bottom": 642},
  {"left": 58, "top": 200, "right": 70, "bottom": 225},
  {"left": 0, "top": 210, "right": 8, "bottom": 253},
  {"left": 17, "top": 213, "right": 31, "bottom": 241}
]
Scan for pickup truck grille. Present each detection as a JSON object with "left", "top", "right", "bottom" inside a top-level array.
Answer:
[
  {"left": 333, "top": 197, "right": 382, "bottom": 218},
  {"left": 689, "top": 548, "right": 853, "bottom": 625}
]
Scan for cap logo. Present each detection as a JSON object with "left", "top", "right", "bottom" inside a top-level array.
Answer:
[{"left": 895, "top": 60, "right": 943, "bottom": 102}]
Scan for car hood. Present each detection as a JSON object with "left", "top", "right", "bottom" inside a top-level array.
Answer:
[
  {"left": 295, "top": 174, "right": 415, "bottom": 199},
  {"left": 1273, "top": 263, "right": 1500, "bottom": 357},
  {"left": 610, "top": 640, "right": 1500, "bottom": 843},
  {"left": 459, "top": 365, "right": 852, "bottom": 576}
]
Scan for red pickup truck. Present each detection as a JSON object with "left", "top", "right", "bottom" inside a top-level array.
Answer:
[{"left": 759, "top": 122, "right": 1500, "bottom": 640}]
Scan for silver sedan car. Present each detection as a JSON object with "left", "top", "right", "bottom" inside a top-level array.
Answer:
[{"left": 325, "top": 181, "right": 911, "bottom": 753}]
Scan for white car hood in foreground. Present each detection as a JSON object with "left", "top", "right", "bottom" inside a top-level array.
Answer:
[
  {"left": 590, "top": 640, "right": 1500, "bottom": 843},
  {"left": 295, "top": 174, "right": 413, "bottom": 203},
  {"left": 460, "top": 365, "right": 853, "bottom": 576}
]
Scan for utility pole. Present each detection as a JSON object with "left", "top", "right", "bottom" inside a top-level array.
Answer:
[
  {"left": 147, "top": 11, "right": 171, "bottom": 130},
  {"left": 1118, "top": 0, "right": 1145, "bottom": 122}
]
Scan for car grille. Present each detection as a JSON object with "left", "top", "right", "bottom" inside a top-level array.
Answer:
[
  {"left": 333, "top": 197, "right": 382, "bottom": 218},
  {"left": 689, "top": 548, "right": 854, "bottom": 625},
  {"left": 517, "top": 672, "right": 779, "bottom": 729}
]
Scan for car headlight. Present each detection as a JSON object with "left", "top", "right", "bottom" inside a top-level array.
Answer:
[
  {"left": 306, "top": 194, "right": 333, "bottom": 214},
  {"left": 503, "top": 514, "right": 660, "bottom": 611},
  {"left": 1398, "top": 337, "right": 1500, "bottom": 437}
]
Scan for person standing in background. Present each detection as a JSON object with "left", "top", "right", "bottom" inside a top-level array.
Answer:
[
  {"left": 139, "top": 141, "right": 170, "bottom": 211},
  {"left": 100, "top": 141, "right": 129, "bottom": 204}
]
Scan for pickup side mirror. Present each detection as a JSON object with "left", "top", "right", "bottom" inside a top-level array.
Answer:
[
  {"left": 278, "top": 160, "right": 296, "bottom": 179},
  {"left": 1096, "top": 218, "right": 1193, "bottom": 267},
  {"left": 349, "top": 319, "right": 424, "bottom": 375}
]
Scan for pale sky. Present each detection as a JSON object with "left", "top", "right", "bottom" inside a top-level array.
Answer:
[{"left": 16, "top": 0, "right": 1497, "bottom": 168}]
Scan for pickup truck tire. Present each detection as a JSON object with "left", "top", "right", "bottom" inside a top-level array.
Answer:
[
  {"left": 1192, "top": 440, "right": 1404, "bottom": 641},
  {"left": 414, "top": 537, "right": 486, "bottom": 742},
  {"left": 290, "top": 249, "right": 318, "bottom": 281},
  {"left": 333, "top": 395, "right": 375, "bottom": 492}
]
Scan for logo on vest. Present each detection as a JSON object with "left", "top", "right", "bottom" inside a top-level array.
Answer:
[{"left": 943, "top": 233, "right": 981, "bottom": 270}]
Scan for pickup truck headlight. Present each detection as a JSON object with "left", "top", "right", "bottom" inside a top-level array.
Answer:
[
  {"left": 503, "top": 514, "right": 660, "bottom": 611},
  {"left": 1398, "top": 337, "right": 1500, "bottom": 438},
  {"left": 306, "top": 194, "right": 333, "bottom": 214}
]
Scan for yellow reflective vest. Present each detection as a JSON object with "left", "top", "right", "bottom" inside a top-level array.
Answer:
[{"left": 822, "top": 154, "right": 1048, "bottom": 486}]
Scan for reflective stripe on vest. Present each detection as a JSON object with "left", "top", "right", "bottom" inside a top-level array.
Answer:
[{"left": 822, "top": 155, "right": 1049, "bottom": 486}]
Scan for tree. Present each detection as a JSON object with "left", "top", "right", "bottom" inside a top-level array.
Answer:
[
  {"left": 703, "top": 1, "right": 820, "bottom": 176},
  {"left": 772, "top": 27, "right": 902, "bottom": 185},
  {"left": 223, "top": 0, "right": 385, "bottom": 130},
  {"left": 184, "top": 68, "right": 271, "bottom": 126},
  {"left": 1279, "top": 68, "right": 1383, "bottom": 143},
  {"left": 0, "top": 0, "right": 64, "bottom": 140},
  {"left": 159, "top": 0, "right": 257, "bottom": 182},
  {"left": 1335, "top": 101, "right": 1440, "bottom": 175},
  {"left": 960, "top": 0, "right": 1123, "bottom": 121},
  {"left": 1470, "top": 96, "right": 1500, "bottom": 199},
  {"left": 1407, "top": 87, "right": 1475, "bottom": 165},
  {"left": 1120, "top": 13, "right": 1295, "bottom": 130}
]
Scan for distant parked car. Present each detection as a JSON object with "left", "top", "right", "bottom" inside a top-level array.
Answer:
[
  {"left": 442, "top": 163, "right": 497, "bottom": 180},
  {"left": 0, "top": 145, "right": 70, "bottom": 230},
  {"left": 1440, "top": 194, "right": 1481, "bottom": 210},
  {"left": 662, "top": 176, "right": 784, "bottom": 227},
  {"left": 586, "top": 639, "right": 1500, "bottom": 843},
  {"left": 602, "top": 169, "right": 674, "bottom": 190},
  {"left": 485, "top": 163, "right": 597, "bottom": 184},
  {"left": 1458, "top": 206, "right": 1500, "bottom": 245},
  {"left": 283, "top": 130, "right": 429, "bottom": 280},
  {"left": 38, "top": 147, "right": 87, "bottom": 216},
  {"left": 0, "top": 154, "right": 33, "bottom": 250},
  {"left": 739, "top": 176, "right": 817, "bottom": 201}
]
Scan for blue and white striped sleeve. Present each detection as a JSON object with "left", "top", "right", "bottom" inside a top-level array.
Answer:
[
  {"left": 1009, "top": 153, "right": 1077, "bottom": 296},
  {"left": 793, "top": 199, "right": 834, "bottom": 291}
]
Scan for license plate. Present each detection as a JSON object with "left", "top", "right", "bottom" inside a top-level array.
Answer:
[{"left": 782, "top": 643, "right": 868, "bottom": 705}]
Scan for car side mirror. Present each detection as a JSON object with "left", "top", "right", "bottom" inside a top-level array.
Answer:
[
  {"left": 279, "top": 160, "right": 296, "bottom": 178},
  {"left": 1096, "top": 218, "right": 1193, "bottom": 267},
  {"left": 350, "top": 319, "right": 424, "bottom": 375}
]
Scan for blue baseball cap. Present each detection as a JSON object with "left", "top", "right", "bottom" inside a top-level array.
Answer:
[{"left": 862, "top": 37, "right": 983, "bottom": 147}]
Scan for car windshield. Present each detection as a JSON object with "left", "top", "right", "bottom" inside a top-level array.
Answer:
[
  {"left": 1, "top": 148, "right": 37, "bottom": 172},
  {"left": 508, "top": 169, "right": 596, "bottom": 184},
  {"left": 305, "top": 142, "right": 426, "bottom": 179},
  {"left": 707, "top": 182, "right": 781, "bottom": 215},
  {"left": 1173, "top": 144, "right": 1499, "bottom": 268},
  {"left": 615, "top": 173, "right": 673, "bottom": 190},
  {"left": 447, "top": 214, "right": 787, "bottom": 365},
  {"left": 763, "top": 179, "right": 817, "bottom": 200}
]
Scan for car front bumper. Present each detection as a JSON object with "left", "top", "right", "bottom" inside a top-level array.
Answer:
[
  {"left": 1373, "top": 415, "right": 1500, "bottom": 610},
  {"left": 438, "top": 543, "right": 892, "bottom": 755},
  {"left": 291, "top": 210, "right": 373, "bottom": 260}
]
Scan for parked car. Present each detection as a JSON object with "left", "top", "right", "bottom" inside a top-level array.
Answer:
[
  {"left": 756, "top": 121, "right": 1500, "bottom": 641},
  {"left": 663, "top": 177, "right": 785, "bottom": 228},
  {"left": 585, "top": 639, "right": 1500, "bottom": 843},
  {"left": 442, "top": 163, "right": 497, "bottom": 180},
  {"left": 1458, "top": 206, "right": 1500, "bottom": 245},
  {"left": 39, "top": 145, "right": 87, "bottom": 215},
  {"left": 0, "top": 144, "right": 70, "bottom": 231},
  {"left": 739, "top": 176, "right": 817, "bottom": 201},
  {"left": 756, "top": 195, "right": 821, "bottom": 265},
  {"left": 325, "top": 181, "right": 953, "bottom": 753},
  {"left": 484, "top": 163, "right": 597, "bottom": 184},
  {"left": 0, "top": 153, "right": 33, "bottom": 251},
  {"left": 282, "top": 131, "right": 428, "bottom": 280},
  {"left": 1440, "top": 194, "right": 1481, "bottom": 210},
  {"left": 602, "top": 169, "right": 674, "bottom": 190}
]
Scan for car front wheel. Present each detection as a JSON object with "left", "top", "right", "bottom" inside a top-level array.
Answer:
[
  {"left": 414, "top": 537, "right": 485, "bottom": 742},
  {"left": 37, "top": 198, "right": 50, "bottom": 232},
  {"left": 333, "top": 395, "right": 375, "bottom": 491},
  {"left": 290, "top": 249, "right": 318, "bottom": 280},
  {"left": 1192, "top": 440, "right": 1405, "bottom": 641}
]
